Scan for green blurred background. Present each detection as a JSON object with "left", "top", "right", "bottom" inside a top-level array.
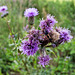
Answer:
[{"left": 0, "top": 0, "right": 75, "bottom": 75}]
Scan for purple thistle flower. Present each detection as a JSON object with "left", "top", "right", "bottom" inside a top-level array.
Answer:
[
  {"left": 56, "top": 27, "right": 73, "bottom": 43},
  {"left": 60, "top": 29, "right": 73, "bottom": 42},
  {"left": 0, "top": 6, "right": 8, "bottom": 18},
  {"left": 38, "top": 55, "right": 51, "bottom": 67},
  {"left": 0, "top": 6, "right": 8, "bottom": 13},
  {"left": 24, "top": 8, "right": 39, "bottom": 17},
  {"left": 20, "top": 29, "right": 41, "bottom": 56},
  {"left": 39, "top": 19, "right": 52, "bottom": 32},
  {"left": 20, "top": 40, "right": 39, "bottom": 56},
  {"left": 46, "top": 15, "right": 58, "bottom": 26},
  {"left": 39, "top": 15, "right": 58, "bottom": 33}
]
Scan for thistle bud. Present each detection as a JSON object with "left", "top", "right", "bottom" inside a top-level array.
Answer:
[{"left": 28, "top": 16, "right": 34, "bottom": 25}]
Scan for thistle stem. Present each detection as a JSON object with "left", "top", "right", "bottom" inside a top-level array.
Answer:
[{"left": 7, "top": 22, "right": 15, "bottom": 43}]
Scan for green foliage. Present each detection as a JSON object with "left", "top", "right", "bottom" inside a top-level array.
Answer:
[{"left": 0, "top": 0, "right": 75, "bottom": 75}]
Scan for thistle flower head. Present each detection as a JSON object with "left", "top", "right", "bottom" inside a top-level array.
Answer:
[
  {"left": 20, "top": 29, "right": 41, "bottom": 56},
  {"left": 39, "top": 14, "right": 58, "bottom": 33},
  {"left": 39, "top": 19, "right": 52, "bottom": 32},
  {"left": 56, "top": 27, "right": 73, "bottom": 43},
  {"left": 0, "top": 6, "right": 8, "bottom": 13},
  {"left": 38, "top": 55, "right": 51, "bottom": 67},
  {"left": 60, "top": 28, "right": 73, "bottom": 42},
  {"left": 0, "top": 6, "right": 8, "bottom": 18},
  {"left": 46, "top": 15, "right": 58, "bottom": 26},
  {"left": 24, "top": 8, "right": 39, "bottom": 17},
  {"left": 20, "top": 40, "right": 39, "bottom": 56}
]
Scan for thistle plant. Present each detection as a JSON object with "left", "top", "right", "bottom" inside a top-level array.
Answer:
[
  {"left": 0, "top": 6, "right": 73, "bottom": 67},
  {"left": 20, "top": 8, "right": 73, "bottom": 67}
]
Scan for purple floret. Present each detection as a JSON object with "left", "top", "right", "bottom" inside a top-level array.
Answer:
[
  {"left": 24, "top": 8, "right": 39, "bottom": 17},
  {"left": 20, "top": 40, "right": 39, "bottom": 56},
  {"left": 38, "top": 55, "right": 51, "bottom": 67}
]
